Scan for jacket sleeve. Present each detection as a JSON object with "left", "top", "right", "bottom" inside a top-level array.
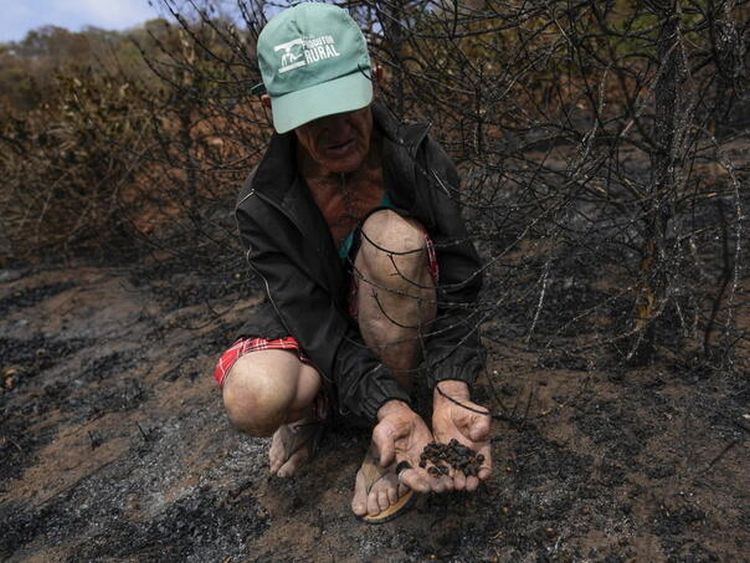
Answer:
[
  {"left": 416, "top": 137, "right": 486, "bottom": 389},
  {"left": 235, "top": 200, "right": 411, "bottom": 424}
]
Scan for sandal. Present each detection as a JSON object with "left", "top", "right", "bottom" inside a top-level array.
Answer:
[
  {"left": 356, "top": 447, "right": 416, "bottom": 524},
  {"left": 271, "top": 393, "right": 328, "bottom": 475}
]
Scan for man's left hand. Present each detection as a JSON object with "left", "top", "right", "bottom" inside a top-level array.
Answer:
[{"left": 431, "top": 380, "right": 492, "bottom": 491}]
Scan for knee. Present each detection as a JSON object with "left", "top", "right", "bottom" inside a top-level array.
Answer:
[
  {"left": 221, "top": 354, "right": 295, "bottom": 437},
  {"left": 359, "top": 210, "right": 428, "bottom": 284}
]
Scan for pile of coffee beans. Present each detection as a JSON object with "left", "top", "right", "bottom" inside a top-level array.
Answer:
[{"left": 419, "top": 439, "right": 485, "bottom": 477}]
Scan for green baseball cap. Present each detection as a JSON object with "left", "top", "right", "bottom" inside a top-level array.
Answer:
[{"left": 257, "top": 2, "right": 373, "bottom": 133}]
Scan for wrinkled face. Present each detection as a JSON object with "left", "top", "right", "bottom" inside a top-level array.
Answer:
[{"left": 294, "top": 106, "right": 373, "bottom": 174}]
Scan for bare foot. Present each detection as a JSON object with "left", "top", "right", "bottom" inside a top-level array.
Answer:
[
  {"left": 269, "top": 418, "right": 323, "bottom": 478},
  {"left": 351, "top": 448, "right": 411, "bottom": 519}
]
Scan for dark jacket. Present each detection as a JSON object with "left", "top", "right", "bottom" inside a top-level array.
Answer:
[{"left": 234, "top": 103, "right": 485, "bottom": 424}]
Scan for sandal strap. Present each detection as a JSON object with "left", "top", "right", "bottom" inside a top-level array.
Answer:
[{"left": 359, "top": 446, "right": 390, "bottom": 495}]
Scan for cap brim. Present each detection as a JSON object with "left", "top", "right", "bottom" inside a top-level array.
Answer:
[{"left": 271, "top": 70, "right": 373, "bottom": 134}]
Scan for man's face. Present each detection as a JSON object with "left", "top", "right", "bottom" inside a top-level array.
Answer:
[{"left": 294, "top": 106, "right": 374, "bottom": 174}]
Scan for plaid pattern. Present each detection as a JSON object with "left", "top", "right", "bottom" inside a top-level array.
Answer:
[
  {"left": 215, "top": 233, "right": 439, "bottom": 386},
  {"left": 425, "top": 232, "right": 439, "bottom": 284},
  {"left": 213, "top": 336, "right": 309, "bottom": 386}
]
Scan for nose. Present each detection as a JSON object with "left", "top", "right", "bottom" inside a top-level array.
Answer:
[
  {"left": 318, "top": 112, "right": 353, "bottom": 139},
  {"left": 319, "top": 112, "right": 350, "bottom": 128}
]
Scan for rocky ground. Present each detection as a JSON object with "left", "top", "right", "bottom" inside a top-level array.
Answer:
[{"left": 1, "top": 258, "right": 748, "bottom": 562}]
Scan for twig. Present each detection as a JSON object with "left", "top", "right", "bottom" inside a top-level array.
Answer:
[
  {"left": 703, "top": 438, "right": 739, "bottom": 472},
  {"left": 526, "top": 259, "right": 551, "bottom": 344},
  {"left": 136, "top": 421, "right": 150, "bottom": 442},
  {"left": 435, "top": 383, "right": 490, "bottom": 416},
  {"left": 87, "top": 430, "right": 101, "bottom": 450}
]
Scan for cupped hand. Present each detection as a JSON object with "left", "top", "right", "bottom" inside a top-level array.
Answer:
[
  {"left": 372, "top": 400, "right": 452, "bottom": 494},
  {"left": 431, "top": 380, "right": 492, "bottom": 491}
]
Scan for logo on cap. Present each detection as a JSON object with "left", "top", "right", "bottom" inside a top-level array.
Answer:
[
  {"left": 274, "top": 39, "right": 306, "bottom": 73},
  {"left": 274, "top": 35, "right": 342, "bottom": 74}
]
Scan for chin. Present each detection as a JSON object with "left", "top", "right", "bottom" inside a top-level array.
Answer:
[{"left": 324, "top": 154, "right": 365, "bottom": 174}]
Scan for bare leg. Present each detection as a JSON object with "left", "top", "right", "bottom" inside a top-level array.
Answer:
[
  {"left": 222, "top": 349, "right": 322, "bottom": 477},
  {"left": 350, "top": 209, "right": 437, "bottom": 518},
  {"left": 353, "top": 209, "right": 437, "bottom": 390}
]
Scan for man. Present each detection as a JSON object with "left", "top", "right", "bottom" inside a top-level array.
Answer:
[{"left": 214, "top": 2, "right": 491, "bottom": 522}]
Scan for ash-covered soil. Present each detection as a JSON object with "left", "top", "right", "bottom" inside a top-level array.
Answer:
[{"left": 1, "top": 261, "right": 748, "bottom": 562}]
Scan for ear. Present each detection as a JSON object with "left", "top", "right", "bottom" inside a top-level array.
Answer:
[{"left": 261, "top": 94, "right": 272, "bottom": 109}]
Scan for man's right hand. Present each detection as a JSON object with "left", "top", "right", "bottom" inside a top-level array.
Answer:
[{"left": 372, "top": 400, "right": 452, "bottom": 493}]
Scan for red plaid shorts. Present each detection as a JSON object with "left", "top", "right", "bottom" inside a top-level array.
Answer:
[
  {"left": 213, "top": 336, "right": 310, "bottom": 386},
  {"left": 214, "top": 233, "right": 438, "bottom": 386}
]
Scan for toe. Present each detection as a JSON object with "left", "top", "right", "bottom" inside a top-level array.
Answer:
[
  {"left": 269, "top": 452, "right": 283, "bottom": 474},
  {"left": 377, "top": 489, "right": 390, "bottom": 512},
  {"left": 351, "top": 472, "right": 368, "bottom": 516},
  {"left": 277, "top": 447, "right": 309, "bottom": 478},
  {"left": 367, "top": 491, "right": 381, "bottom": 516},
  {"left": 387, "top": 484, "right": 399, "bottom": 504},
  {"left": 269, "top": 439, "right": 283, "bottom": 473}
]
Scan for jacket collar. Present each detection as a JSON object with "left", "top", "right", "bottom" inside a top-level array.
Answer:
[
  {"left": 373, "top": 103, "right": 431, "bottom": 210},
  {"left": 252, "top": 130, "right": 298, "bottom": 205},
  {"left": 372, "top": 102, "right": 431, "bottom": 158}
]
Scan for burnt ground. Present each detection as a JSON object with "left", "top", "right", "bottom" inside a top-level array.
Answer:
[{"left": 0, "top": 257, "right": 748, "bottom": 562}]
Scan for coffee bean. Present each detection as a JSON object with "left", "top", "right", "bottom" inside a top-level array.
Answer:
[{"left": 418, "top": 440, "right": 487, "bottom": 478}]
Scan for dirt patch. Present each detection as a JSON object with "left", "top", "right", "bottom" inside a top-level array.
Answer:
[{"left": 1, "top": 263, "right": 748, "bottom": 561}]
